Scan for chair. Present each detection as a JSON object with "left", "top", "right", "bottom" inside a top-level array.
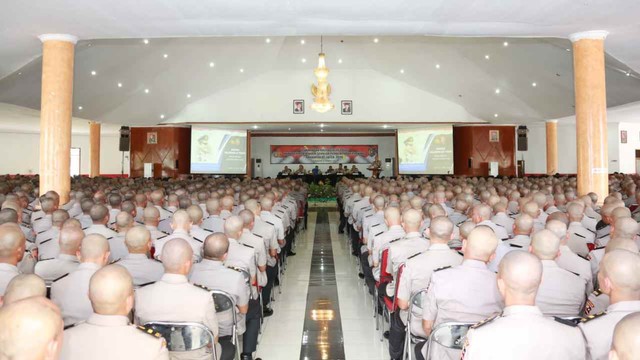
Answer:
[
  {"left": 402, "top": 288, "right": 429, "bottom": 360},
  {"left": 144, "top": 321, "right": 217, "bottom": 360},
  {"left": 210, "top": 290, "right": 240, "bottom": 360},
  {"left": 424, "top": 322, "right": 475, "bottom": 360},
  {"left": 374, "top": 248, "right": 393, "bottom": 339}
]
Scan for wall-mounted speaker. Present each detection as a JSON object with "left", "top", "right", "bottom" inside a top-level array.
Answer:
[
  {"left": 119, "top": 126, "right": 130, "bottom": 152},
  {"left": 517, "top": 125, "right": 528, "bottom": 151}
]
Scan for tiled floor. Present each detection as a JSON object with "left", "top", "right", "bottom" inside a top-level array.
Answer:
[{"left": 256, "top": 210, "right": 390, "bottom": 360}]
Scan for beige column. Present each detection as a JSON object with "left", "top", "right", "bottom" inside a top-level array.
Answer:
[
  {"left": 546, "top": 120, "right": 558, "bottom": 175},
  {"left": 570, "top": 31, "right": 609, "bottom": 203},
  {"left": 89, "top": 121, "right": 101, "bottom": 177},
  {"left": 38, "top": 34, "right": 77, "bottom": 204}
]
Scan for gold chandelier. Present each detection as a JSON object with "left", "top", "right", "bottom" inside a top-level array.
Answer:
[{"left": 310, "top": 36, "right": 334, "bottom": 113}]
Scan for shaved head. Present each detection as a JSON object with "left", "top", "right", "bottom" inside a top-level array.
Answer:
[
  {"left": 124, "top": 226, "right": 151, "bottom": 253},
  {"left": 51, "top": 209, "right": 69, "bottom": 227},
  {"left": 0, "top": 223, "right": 25, "bottom": 263},
  {"left": 171, "top": 209, "right": 192, "bottom": 231},
  {"left": 161, "top": 239, "right": 193, "bottom": 274},
  {"left": 58, "top": 227, "right": 84, "bottom": 254},
  {"left": 498, "top": 250, "right": 543, "bottom": 299},
  {"left": 89, "top": 265, "right": 134, "bottom": 316},
  {"left": 224, "top": 216, "right": 244, "bottom": 239},
  {"left": 611, "top": 312, "right": 640, "bottom": 360},
  {"left": 545, "top": 220, "right": 568, "bottom": 242},
  {"left": 429, "top": 216, "right": 454, "bottom": 243},
  {"left": 2, "top": 274, "right": 46, "bottom": 305},
  {"left": 530, "top": 229, "right": 561, "bottom": 260},
  {"left": 464, "top": 226, "right": 498, "bottom": 262},
  {"left": 243, "top": 199, "right": 260, "bottom": 214},
  {"left": 239, "top": 209, "right": 255, "bottom": 229},
  {"left": 89, "top": 204, "right": 109, "bottom": 222},
  {"left": 115, "top": 211, "right": 133, "bottom": 230},
  {"left": 143, "top": 206, "right": 160, "bottom": 222},
  {"left": 606, "top": 238, "right": 640, "bottom": 254},
  {"left": 186, "top": 205, "right": 204, "bottom": 224},
  {"left": 599, "top": 250, "right": 640, "bottom": 297},
  {"left": 401, "top": 209, "right": 422, "bottom": 232},
  {"left": 514, "top": 214, "right": 534, "bottom": 234},
  {"left": 613, "top": 217, "right": 639, "bottom": 239},
  {"left": 203, "top": 233, "right": 229, "bottom": 260},
  {"left": 80, "top": 234, "right": 110, "bottom": 263},
  {"left": 0, "top": 297, "right": 63, "bottom": 360}
]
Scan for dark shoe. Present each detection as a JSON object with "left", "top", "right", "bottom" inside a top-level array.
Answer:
[
  {"left": 358, "top": 273, "right": 365, "bottom": 279},
  {"left": 241, "top": 353, "right": 261, "bottom": 360},
  {"left": 286, "top": 252, "right": 296, "bottom": 256},
  {"left": 383, "top": 331, "right": 390, "bottom": 339},
  {"left": 263, "top": 307, "right": 274, "bottom": 317}
]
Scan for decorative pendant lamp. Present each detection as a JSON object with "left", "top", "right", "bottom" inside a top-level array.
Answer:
[{"left": 310, "top": 36, "right": 334, "bottom": 113}]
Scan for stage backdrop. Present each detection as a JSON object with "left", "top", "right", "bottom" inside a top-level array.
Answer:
[{"left": 270, "top": 145, "right": 378, "bottom": 164}]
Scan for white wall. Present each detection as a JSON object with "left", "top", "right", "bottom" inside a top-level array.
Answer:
[
  {"left": 0, "top": 103, "right": 128, "bottom": 175},
  {"left": 251, "top": 135, "right": 396, "bottom": 178}
]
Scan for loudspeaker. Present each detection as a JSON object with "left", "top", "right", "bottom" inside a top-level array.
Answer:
[
  {"left": 119, "top": 126, "right": 130, "bottom": 152},
  {"left": 517, "top": 126, "right": 528, "bottom": 151}
]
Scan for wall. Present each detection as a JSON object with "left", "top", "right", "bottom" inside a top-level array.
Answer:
[
  {"left": 129, "top": 127, "right": 191, "bottom": 178},
  {"left": 250, "top": 134, "right": 396, "bottom": 178},
  {"left": 453, "top": 125, "right": 516, "bottom": 176},
  {"left": 0, "top": 103, "right": 127, "bottom": 175}
]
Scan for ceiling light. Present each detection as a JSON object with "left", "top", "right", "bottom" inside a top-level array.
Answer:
[
  {"left": 494, "top": 113, "right": 499, "bottom": 118},
  {"left": 495, "top": 88, "right": 501, "bottom": 94},
  {"left": 209, "top": 62, "right": 215, "bottom": 68},
  {"left": 503, "top": 41, "right": 509, "bottom": 47},
  {"left": 300, "top": 39, "right": 305, "bottom": 45},
  {"left": 400, "top": 69, "right": 405, "bottom": 74},
  {"left": 117, "top": 82, "right": 122, "bottom": 88},
  {"left": 17, "top": 72, "right": 21, "bottom": 75},
  {"left": 265, "top": 38, "right": 271, "bottom": 43},
  {"left": 310, "top": 36, "right": 334, "bottom": 113},
  {"left": 373, "top": 38, "right": 379, "bottom": 43},
  {"left": 435, "top": 64, "right": 440, "bottom": 69},
  {"left": 288, "top": 128, "right": 291, "bottom": 131},
  {"left": 143, "top": 39, "right": 149, "bottom": 44},
  {"left": 78, "top": 106, "right": 83, "bottom": 110},
  {"left": 338, "top": 58, "right": 343, "bottom": 64},
  {"left": 252, "top": 125, "right": 258, "bottom": 129},
  {"left": 160, "top": 114, "right": 165, "bottom": 119},
  {"left": 321, "top": 129, "right": 324, "bottom": 132},
  {"left": 383, "top": 125, "right": 388, "bottom": 129},
  {"left": 186, "top": 93, "right": 191, "bottom": 98},
  {"left": 626, "top": 71, "right": 631, "bottom": 77},
  {"left": 301, "top": 58, "right": 307, "bottom": 63},
  {"left": 320, "top": 124, "right": 324, "bottom": 128},
  {"left": 91, "top": 71, "right": 96, "bottom": 76},
  {"left": 532, "top": 82, "right": 537, "bottom": 87},
  {"left": 239, "top": 68, "right": 244, "bottom": 73},
  {"left": 566, "top": 48, "right": 571, "bottom": 52},
  {"left": 144, "top": 89, "right": 150, "bottom": 94},
  {"left": 485, "top": 55, "right": 490, "bottom": 60},
  {"left": 163, "top": 54, "right": 168, "bottom": 58}
]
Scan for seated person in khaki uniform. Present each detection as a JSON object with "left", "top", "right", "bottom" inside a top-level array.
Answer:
[
  {"left": 610, "top": 312, "right": 640, "bottom": 360},
  {"left": 1, "top": 274, "right": 46, "bottom": 306}
]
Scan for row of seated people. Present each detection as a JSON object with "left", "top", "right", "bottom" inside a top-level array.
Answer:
[
  {"left": 281, "top": 164, "right": 361, "bottom": 176},
  {"left": 338, "top": 174, "right": 640, "bottom": 360},
  {"left": 0, "top": 175, "right": 308, "bottom": 360}
]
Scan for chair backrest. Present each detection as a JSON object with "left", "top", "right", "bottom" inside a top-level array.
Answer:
[
  {"left": 380, "top": 248, "right": 392, "bottom": 283},
  {"left": 210, "top": 289, "right": 236, "bottom": 314},
  {"left": 144, "top": 322, "right": 214, "bottom": 352},
  {"left": 429, "top": 322, "right": 475, "bottom": 350},
  {"left": 392, "top": 263, "right": 405, "bottom": 311}
]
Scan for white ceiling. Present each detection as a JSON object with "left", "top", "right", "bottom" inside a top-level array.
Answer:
[{"left": 0, "top": 0, "right": 640, "bottom": 126}]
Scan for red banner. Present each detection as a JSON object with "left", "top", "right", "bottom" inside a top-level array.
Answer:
[{"left": 270, "top": 145, "right": 378, "bottom": 164}]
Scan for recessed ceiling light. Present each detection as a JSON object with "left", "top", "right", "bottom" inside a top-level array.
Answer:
[
  {"left": 143, "top": 39, "right": 149, "bottom": 45},
  {"left": 383, "top": 125, "right": 388, "bottom": 129},
  {"left": 338, "top": 58, "right": 343, "bottom": 64},
  {"left": 532, "top": 82, "right": 537, "bottom": 87},
  {"left": 288, "top": 128, "right": 291, "bottom": 131},
  {"left": 160, "top": 114, "right": 165, "bottom": 119},
  {"left": 400, "top": 69, "right": 405, "bottom": 74},
  {"left": 144, "top": 89, "right": 150, "bottom": 94},
  {"left": 485, "top": 55, "right": 490, "bottom": 60},
  {"left": 78, "top": 106, "right": 83, "bottom": 110},
  {"left": 91, "top": 71, "right": 96, "bottom": 76},
  {"left": 239, "top": 68, "right": 244, "bottom": 73},
  {"left": 265, "top": 38, "right": 271, "bottom": 44},
  {"left": 566, "top": 48, "right": 571, "bottom": 52},
  {"left": 626, "top": 71, "right": 631, "bottom": 77},
  {"left": 321, "top": 129, "right": 324, "bottom": 132},
  {"left": 435, "top": 64, "right": 440, "bottom": 69},
  {"left": 253, "top": 125, "right": 258, "bottom": 129},
  {"left": 495, "top": 88, "right": 501, "bottom": 94},
  {"left": 373, "top": 38, "right": 379, "bottom": 43},
  {"left": 301, "top": 58, "right": 307, "bottom": 63},
  {"left": 494, "top": 113, "right": 499, "bottom": 118},
  {"left": 300, "top": 39, "right": 305, "bottom": 45},
  {"left": 17, "top": 72, "right": 21, "bottom": 75},
  {"left": 503, "top": 41, "right": 509, "bottom": 47},
  {"left": 209, "top": 62, "right": 215, "bottom": 68},
  {"left": 117, "top": 82, "right": 122, "bottom": 87},
  {"left": 163, "top": 54, "right": 168, "bottom": 58},
  {"left": 320, "top": 124, "right": 324, "bottom": 128},
  {"left": 186, "top": 94, "right": 191, "bottom": 98}
]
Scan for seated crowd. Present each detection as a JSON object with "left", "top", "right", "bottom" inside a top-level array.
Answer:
[
  {"left": 339, "top": 174, "right": 640, "bottom": 360},
  {"left": 0, "top": 175, "right": 307, "bottom": 360}
]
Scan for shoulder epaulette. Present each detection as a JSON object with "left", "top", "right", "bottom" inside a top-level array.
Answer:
[
  {"left": 372, "top": 223, "right": 380, "bottom": 227},
  {"left": 39, "top": 257, "right": 54, "bottom": 261},
  {"left": 471, "top": 314, "right": 499, "bottom": 329},
  {"left": 495, "top": 223, "right": 504, "bottom": 228},
  {"left": 595, "top": 246, "right": 606, "bottom": 250},
  {"left": 597, "top": 234, "right": 609, "bottom": 240},
  {"left": 157, "top": 235, "right": 167, "bottom": 240},
  {"left": 389, "top": 237, "right": 402, "bottom": 243},
  {"left": 202, "top": 228, "right": 213, "bottom": 233},
  {"left": 567, "top": 270, "right": 580, "bottom": 277},
  {"left": 226, "top": 266, "right": 244, "bottom": 273},
  {"left": 592, "top": 289, "right": 603, "bottom": 296},
  {"left": 277, "top": 209, "right": 285, "bottom": 213},
  {"left": 193, "top": 283, "right": 211, "bottom": 291},
  {"left": 137, "top": 325, "right": 165, "bottom": 339},
  {"left": 457, "top": 251, "right": 464, "bottom": 256},
  {"left": 252, "top": 233, "right": 263, "bottom": 238},
  {"left": 33, "top": 216, "right": 43, "bottom": 222},
  {"left": 580, "top": 311, "right": 607, "bottom": 323},
  {"left": 37, "top": 229, "right": 48, "bottom": 235},
  {"left": 366, "top": 214, "right": 373, "bottom": 218},
  {"left": 162, "top": 207, "right": 174, "bottom": 214},
  {"left": 374, "top": 231, "right": 383, "bottom": 237},
  {"left": 434, "top": 265, "right": 451, "bottom": 273},
  {"left": 82, "top": 226, "right": 89, "bottom": 230},
  {"left": 407, "top": 252, "right": 421, "bottom": 260},
  {"left": 554, "top": 316, "right": 579, "bottom": 327},
  {"left": 577, "top": 254, "right": 589, "bottom": 261},
  {"left": 509, "top": 244, "right": 523, "bottom": 248},
  {"left": 64, "top": 323, "right": 77, "bottom": 330},
  {"left": 53, "top": 273, "right": 70, "bottom": 282},
  {"left": 193, "top": 237, "right": 204, "bottom": 243},
  {"left": 109, "top": 259, "right": 121, "bottom": 264},
  {"left": 106, "top": 237, "right": 113, "bottom": 240},
  {"left": 40, "top": 238, "right": 52, "bottom": 245},
  {"left": 573, "top": 233, "right": 585, "bottom": 239},
  {"left": 138, "top": 281, "right": 156, "bottom": 287},
  {"left": 283, "top": 205, "right": 289, "bottom": 209},
  {"left": 266, "top": 221, "right": 275, "bottom": 226},
  {"left": 274, "top": 214, "right": 282, "bottom": 219},
  {"left": 242, "top": 243, "right": 254, "bottom": 249},
  {"left": 160, "top": 230, "right": 170, "bottom": 235}
]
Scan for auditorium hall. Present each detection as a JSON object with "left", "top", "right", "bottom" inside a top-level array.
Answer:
[{"left": 1, "top": 1, "right": 640, "bottom": 360}]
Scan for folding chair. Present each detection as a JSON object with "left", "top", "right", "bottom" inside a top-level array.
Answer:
[
  {"left": 402, "top": 289, "right": 429, "bottom": 360},
  {"left": 424, "top": 322, "right": 475, "bottom": 360},
  {"left": 381, "top": 263, "right": 404, "bottom": 341},
  {"left": 144, "top": 321, "right": 217, "bottom": 360},
  {"left": 211, "top": 290, "right": 240, "bottom": 360},
  {"left": 374, "top": 248, "right": 393, "bottom": 340}
]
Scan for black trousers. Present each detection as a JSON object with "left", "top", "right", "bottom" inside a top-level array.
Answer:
[
  {"left": 414, "top": 341, "right": 427, "bottom": 360},
  {"left": 389, "top": 310, "right": 406, "bottom": 359},
  {"left": 350, "top": 226, "right": 360, "bottom": 255},
  {"left": 219, "top": 335, "right": 236, "bottom": 360},
  {"left": 262, "top": 264, "right": 278, "bottom": 307},
  {"left": 242, "top": 298, "right": 261, "bottom": 353},
  {"left": 360, "top": 251, "right": 375, "bottom": 294}
]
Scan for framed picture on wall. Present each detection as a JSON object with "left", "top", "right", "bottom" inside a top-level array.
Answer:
[
  {"left": 293, "top": 99, "right": 305, "bottom": 114},
  {"left": 621, "top": 130, "right": 628, "bottom": 144},
  {"left": 341, "top": 100, "right": 353, "bottom": 115},
  {"left": 147, "top": 132, "right": 158, "bottom": 144},
  {"left": 489, "top": 130, "right": 500, "bottom": 142}
]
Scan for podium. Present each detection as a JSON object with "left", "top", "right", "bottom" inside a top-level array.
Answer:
[{"left": 367, "top": 166, "right": 382, "bottom": 178}]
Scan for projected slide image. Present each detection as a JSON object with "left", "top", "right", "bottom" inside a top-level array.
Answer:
[
  {"left": 190, "top": 127, "right": 247, "bottom": 174},
  {"left": 398, "top": 126, "right": 453, "bottom": 174}
]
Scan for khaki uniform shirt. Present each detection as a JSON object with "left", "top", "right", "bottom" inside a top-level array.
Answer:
[
  {"left": 252, "top": 217, "right": 278, "bottom": 267},
  {"left": 477, "top": 220, "right": 509, "bottom": 241},
  {"left": 145, "top": 225, "right": 168, "bottom": 242},
  {"left": 371, "top": 225, "right": 405, "bottom": 281},
  {"left": 387, "top": 232, "right": 430, "bottom": 276},
  {"left": 51, "top": 262, "right": 101, "bottom": 326},
  {"left": 584, "top": 290, "right": 610, "bottom": 316},
  {"left": 506, "top": 234, "right": 530, "bottom": 248},
  {"left": 61, "top": 313, "right": 169, "bottom": 360},
  {"left": 462, "top": 305, "right": 586, "bottom": 360},
  {"left": 34, "top": 254, "right": 80, "bottom": 283},
  {"left": 226, "top": 238, "right": 257, "bottom": 297},
  {"left": 239, "top": 229, "right": 268, "bottom": 287},
  {"left": 536, "top": 260, "right": 587, "bottom": 317},
  {"left": 109, "top": 233, "right": 130, "bottom": 263},
  {"left": 556, "top": 245, "right": 593, "bottom": 295},
  {"left": 580, "top": 301, "right": 640, "bottom": 360},
  {"left": 37, "top": 231, "right": 61, "bottom": 261},
  {"left": 118, "top": 254, "right": 164, "bottom": 286},
  {"left": 0, "top": 263, "right": 20, "bottom": 295},
  {"left": 84, "top": 224, "right": 118, "bottom": 239},
  {"left": 32, "top": 214, "right": 52, "bottom": 234},
  {"left": 190, "top": 225, "right": 213, "bottom": 243},
  {"left": 260, "top": 211, "right": 285, "bottom": 244},
  {"left": 134, "top": 273, "right": 218, "bottom": 360},
  {"left": 190, "top": 259, "right": 250, "bottom": 336},
  {"left": 568, "top": 221, "right": 594, "bottom": 257},
  {"left": 154, "top": 229, "right": 203, "bottom": 262},
  {"left": 202, "top": 215, "right": 225, "bottom": 233},
  {"left": 491, "top": 212, "right": 514, "bottom": 236}
]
